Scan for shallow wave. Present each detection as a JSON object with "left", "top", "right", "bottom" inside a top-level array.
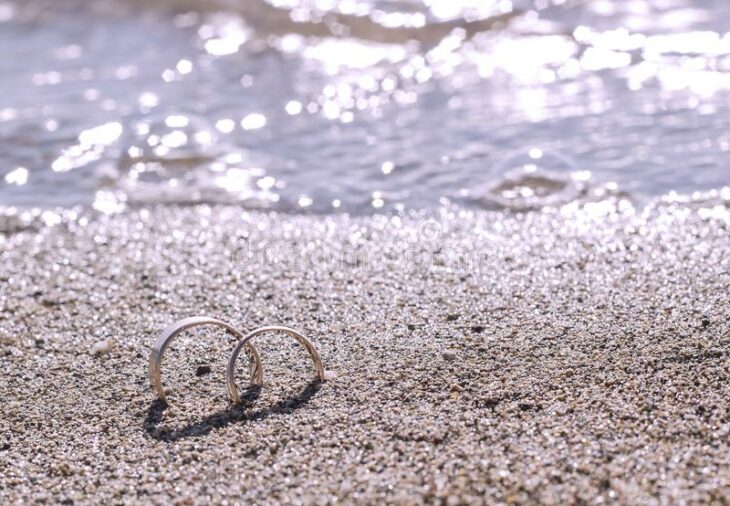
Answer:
[
  {"left": 1, "top": 0, "right": 729, "bottom": 213},
  {"left": 10, "top": 0, "right": 521, "bottom": 42},
  {"left": 2, "top": 185, "right": 728, "bottom": 237},
  {"left": 472, "top": 168, "right": 630, "bottom": 212}
]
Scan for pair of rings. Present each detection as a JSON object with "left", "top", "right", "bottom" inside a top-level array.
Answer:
[{"left": 148, "top": 316, "right": 325, "bottom": 406}]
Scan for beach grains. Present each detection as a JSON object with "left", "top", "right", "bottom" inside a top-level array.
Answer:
[
  {"left": 442, "top": 349, "right": 457, "bottom": 361},
  {"left": 2, "top": 203, "right": 729, "bottom": 504},
  {"left": 90, "top": 338, "right": 113, "bottom": 355}
]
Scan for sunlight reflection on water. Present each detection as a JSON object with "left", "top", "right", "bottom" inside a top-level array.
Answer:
[{"left": 0, "top": 0, "right": 728, "bottom": 213}]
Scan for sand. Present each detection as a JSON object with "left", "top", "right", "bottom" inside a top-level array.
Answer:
[{"left": 1, "top": 198, "right": 729, "bottom": 504}]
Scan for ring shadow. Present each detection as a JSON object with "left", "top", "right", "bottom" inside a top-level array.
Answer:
[{"left": 143, "top": 380, "right": 322, "bottom": 442}]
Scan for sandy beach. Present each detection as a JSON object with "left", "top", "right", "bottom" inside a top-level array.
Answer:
[
  {"left": 0, "top": 199, "right": 728, "bottom": 504},
  {"left": 2, "top": 0, "right": 730, "bottom": 502}
]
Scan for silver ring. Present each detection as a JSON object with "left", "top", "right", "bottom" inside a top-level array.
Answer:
[
  {"left": 226, "top": 325, "right": 324, "bottom": 404},
  {"left": 149, "top": 316, "right": 264, "bottom": 406}
]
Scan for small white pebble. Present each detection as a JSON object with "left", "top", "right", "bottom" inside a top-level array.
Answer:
[
  {"left": 91, "top": 338, "right": 113, "bottom": 355},
  {"left": 323, "top": 370, "right": 337, "bottom": 381},
  {"left": 442, "top": 350, "right": 457, "bottom": 361}
]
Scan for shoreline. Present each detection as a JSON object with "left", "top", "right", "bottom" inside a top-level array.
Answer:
[{"left": 1, "top": 201, "right": 729, "bottom": 503}]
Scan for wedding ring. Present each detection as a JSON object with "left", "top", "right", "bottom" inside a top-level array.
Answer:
[
  {"left": 226, "top": 326, "right": 324, "bottom": 404},
  {"left": 149, "top": 316, "right": 264, "bottom": 406}
]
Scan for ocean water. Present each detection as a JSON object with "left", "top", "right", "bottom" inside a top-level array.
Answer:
[{"left": 0, "top": 0, "right": 729, "bottom": 214}]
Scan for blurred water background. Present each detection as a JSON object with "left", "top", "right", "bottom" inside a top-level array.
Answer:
[{"left": 0, "top": 0, "right": 729, "bottom": 214}]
